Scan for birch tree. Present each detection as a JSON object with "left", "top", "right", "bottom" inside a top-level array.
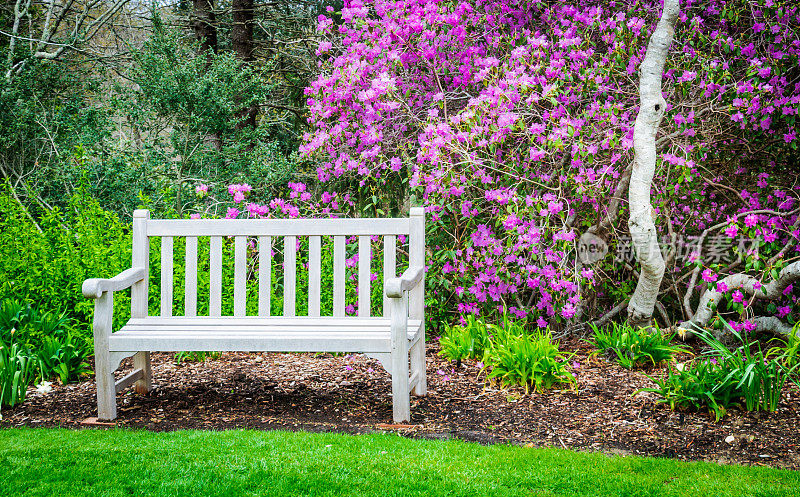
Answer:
[{"left": 626, "top": 0, "right": 680, "bottom": 327}]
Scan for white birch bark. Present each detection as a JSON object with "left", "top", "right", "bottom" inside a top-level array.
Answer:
[
  {"left": 627, "top": 0, "right": 680, "bottom": 326},
  {"left": 679, "top": 260, "right": 800, "bottom": 336}
]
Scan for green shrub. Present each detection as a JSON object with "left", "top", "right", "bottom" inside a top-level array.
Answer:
[
  {"left": 482, "top": 318, "right": 575, "bottom": 394},
  {"left": 589, "top": 322, "right": 688, "bottom": 369},
  {"left": 438, "top": 315, "right": 491, "bottom": 365},
  {"left": 0, "top": 342, "right": 35, "bottom": 408},
  {"left": 640, "top": 324, "right": 800, "bottom": 421},
  {"left": 0, "top": 185, "right": 132, "bottom": 340}
]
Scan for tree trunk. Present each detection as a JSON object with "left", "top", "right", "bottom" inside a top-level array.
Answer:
[
  {"left": 192, "top": 0, "right": 221, "bottom": 149},
  {"left": 192, "top": 0, "right": 218, "bottom": 54},
  {"left": 232, "top": 0, "right": 258, "bottom": 130},
  {"left": 626, "top": 0, "right": 680, "bottom": 327}
]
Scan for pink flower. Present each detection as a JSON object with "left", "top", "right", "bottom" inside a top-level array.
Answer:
[
  {"left": 724, "top": 224, "right": 738, "bottom": 238},
  {"left": 731, "top": 290, "right": 743, "bottom": 303},
  {"left": 716, "top": 282, "right": 728, "bottom": 293},
  {"left": 701, "top": 269, "right": 717, "bottom": 283},
  {"left": 195, "top": 184, "right": 208, "bottom": 196},
  {"left": 226, "top": 207, "right": 240, "bottom": 219},
  {"left": 190, "top": 213, "right": 201, "bottom": 219}
]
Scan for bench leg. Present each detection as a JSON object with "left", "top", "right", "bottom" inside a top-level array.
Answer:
[
  {"left": 95, "top": 347, "right": 117, "bottom": 421},
  {"left": 410, "top": 338, "right": 427, "bottom": 397},
  {"left": 390, "top": 296, "right": 411, "bottom": 423},
  {"left": 391, "top": 351, "right": 410, "bottom": 423},
  {"left": 133, "top": 351, "right": 152, "bottom": 394}
]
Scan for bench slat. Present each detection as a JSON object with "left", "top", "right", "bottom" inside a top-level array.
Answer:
[
  {"left": 122, "top": 320, "right": 421, "bottom": 331},
  {"left": 383, "top": 235, "right": 396, "bottom": 317},
  {"left": 125, "top": 317, "right": 421, "bottom": 326},
  {"left": 333, "top": 235, "right": 345, "bottom": 316},
  {"left": 410, "top": 208, "right": 425, "bottom": 320},
  {"left": 234, "top": 236, "right": 247, "bottom": 317},
  {"left": 131, "top": 210, "right": 149, "bottom": 318},
  {"left": 209, "top": 236, "right": 222, "bottom": 317},
  {"left": 308, "top": 235, "right": 321, "bottom": 317},
  {"left": 109, "top": 333, "right": 416, "bottom": 354},
  {"left": 258, "top": 236, "right": 271, "bottom": 316},
  {"left": 185, "top": 236, "right": 198, "bottom": 317},
  {"left": 358, "top": 235, "right": 371, "bottom": 317},
  {"left": 147, "top": 217, "right": 410, "bottom": 237},
  {"left": 283, "top": 235, "right": 296, "bottom": 316},
  {"left": 160, "top": 236, "right": 173, "bottom": 317}
]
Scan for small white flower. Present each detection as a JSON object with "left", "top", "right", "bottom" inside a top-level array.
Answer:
[
  {"left": 675, "top": 363, "right": 685, "bottom": 372},
  {"left": 35, "top": 381, "right": 53, "bottom": 395}
]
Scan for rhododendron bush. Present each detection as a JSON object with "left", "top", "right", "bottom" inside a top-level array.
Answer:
[{"left": 207, "top": 0, "right": 800, "bottom": 334}]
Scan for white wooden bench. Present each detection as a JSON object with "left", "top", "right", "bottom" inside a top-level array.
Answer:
[{"left": 82, "top": 208, "right": 427, "bottom": 422}]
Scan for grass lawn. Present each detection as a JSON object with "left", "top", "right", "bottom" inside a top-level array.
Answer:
[{"left": 0, "top": 428, "right": 796, "bottom": 496}]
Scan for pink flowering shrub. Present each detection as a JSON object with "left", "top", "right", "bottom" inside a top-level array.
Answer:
[{"left": 200, "top": 0, "right": 800, "bottom": 331}]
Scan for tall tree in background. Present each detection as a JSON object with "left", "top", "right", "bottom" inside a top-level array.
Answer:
[
  {"left": 232, "top": 0, "right": 258, "bottom": 129},
  {"left": 191, "top": 0, "right": 218, "bottom": 54}
]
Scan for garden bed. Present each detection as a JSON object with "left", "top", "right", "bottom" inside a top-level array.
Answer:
[{"left": 2, "top": 341, "right": 798, "bottom": 469}]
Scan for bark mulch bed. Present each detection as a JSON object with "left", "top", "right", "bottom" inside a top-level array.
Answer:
[{"left": 2, "top": 340, "right": 799, "bottom": 470}]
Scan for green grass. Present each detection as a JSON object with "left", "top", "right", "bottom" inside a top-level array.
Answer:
[{"left": 0, "top": 429, "right": 796, "bottom": 496}]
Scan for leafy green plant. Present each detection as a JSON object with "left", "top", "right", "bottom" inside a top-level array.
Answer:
[
  {"left": 696, "top": 326, "right": 799, "bottom": 413},
  {"left": 641, "top": 356, "right": 743, "bottom": 421},
  {"left": 438, "top": 315, "right": 491, "bottom": 366},
  {"left": 174, "top": 351, "right": 222, "bottom": 365},
  {"left": 0, "top": 300, "right": 26, "bottom": 347},
  {"left": 589, "top": 322, "right": 688, "bottom": 369},
  {"left": 0, "top": 342, "right": 35, "bottom": 408},
  {"left": 36, "top": 333, "right": 92, "bottom": 384},
  {"left": 0, "top": 297, "right": 75, "bottom": 352},
  {"left": 771, "top": 324, "right": 800, "bottom": 370},
  {"left": 483, "top": 324, "right": 575, "bottom": 394},
  {"left": 641, "top": 324, "right": 800, "bottom": 421}
]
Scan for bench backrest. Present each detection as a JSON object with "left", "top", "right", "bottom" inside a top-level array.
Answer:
[{"left": 130, "top": 209, "right": 424, "bottom": 320}]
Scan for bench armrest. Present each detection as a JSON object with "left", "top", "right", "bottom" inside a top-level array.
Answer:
[
  {"left": 82, "top": 267, "right": 147, "bottom": 299},
  {"left": 385, "top": 266, "right": 424, "bottom": 298}
]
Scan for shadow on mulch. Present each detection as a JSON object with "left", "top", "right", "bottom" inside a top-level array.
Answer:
[{"left": 2, "top": 341, "right": 799, "bottom": 469}]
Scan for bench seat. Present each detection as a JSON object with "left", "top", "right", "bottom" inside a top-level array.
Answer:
[{"left": 112, "top": 317, "right": 423, "bottom": 353}]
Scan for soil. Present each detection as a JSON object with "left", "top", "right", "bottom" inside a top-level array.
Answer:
[{"left": 2, "top": 340, "right": 799, "bottom": 470}]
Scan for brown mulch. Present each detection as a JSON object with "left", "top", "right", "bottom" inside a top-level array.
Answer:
[{"left": 2, "top": 340, "right": 799, "bottom": 469}]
